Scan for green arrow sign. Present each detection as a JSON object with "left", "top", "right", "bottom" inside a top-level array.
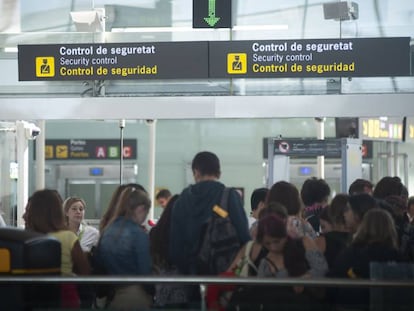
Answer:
[{"left": 204, "top": 0, "right": 220, "bottom": 27}]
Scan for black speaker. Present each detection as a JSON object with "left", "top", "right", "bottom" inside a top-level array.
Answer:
[{"left": 335, "top": 117, "right": 359, "bottom": 138}]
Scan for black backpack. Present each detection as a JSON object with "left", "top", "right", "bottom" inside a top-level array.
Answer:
[{"left": 197, "top": 187, "right": 242, "bottom": 275}]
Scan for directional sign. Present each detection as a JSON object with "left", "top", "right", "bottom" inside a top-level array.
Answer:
[
  {"left": 18, "top": 42, "right": 209, "bottom": 81},
  {"left": 193, "top": 0, "right": 231, "bottom": 28},
  {"left": 35, "top": 139, "right": 137, "bottom": 160},
  {"left": 209, "top": 37, "right": 411, "bottom": 78},
  {"left": 18, "top": 37, "right": 411, "bottom": 81}
]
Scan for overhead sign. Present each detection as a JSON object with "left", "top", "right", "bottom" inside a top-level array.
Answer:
[
  {"left": 18, "top": 37, "right": 410, "bottom": 81},
  {"left": 18, "top": 42, "right": 208, "bottom": 81},
  {"left": 263, "top": 138, "right": 372, "bottom": 159},
  {"left": 271, "top": 139, "right": 343, "bottom": 157},
  {"left": 209, "top": 37, "right": 411, "bottom": 78},
  {"left": 193, "top": 0, "right": 231, "bottom": 28},
  {"left": 40, "top": 139, "right": 137, "bottom": 160}
]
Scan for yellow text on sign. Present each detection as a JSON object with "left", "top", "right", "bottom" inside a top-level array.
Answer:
[
  {"left": 227, "top": 53, "right": 247, "bottom": 74},
  {"left": 35, "top": 57, "right": 55, "bottom": 77}
]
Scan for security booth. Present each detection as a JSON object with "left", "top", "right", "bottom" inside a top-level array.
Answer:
[
  {"left": 0, "top": 227, "right": 61, "bottom": 309},
  {"left": 266, "top": 137, "right": 363, "bottom": 193}
]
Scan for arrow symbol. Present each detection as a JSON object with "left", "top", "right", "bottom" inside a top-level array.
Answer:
[{"left": 204, "top": 0, "right": 220, "bottom": 27}]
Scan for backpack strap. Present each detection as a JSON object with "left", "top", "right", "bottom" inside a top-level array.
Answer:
[
  {"left": 220, "top": 187, "right": 230, "bottom": 211},
  {"left": 244, "top": 240, "right": 254, "bottom": 257}
]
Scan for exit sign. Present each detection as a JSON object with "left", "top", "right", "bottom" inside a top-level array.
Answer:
[{"left": 193, "top": 0, "right": 232, "bottom": 28}]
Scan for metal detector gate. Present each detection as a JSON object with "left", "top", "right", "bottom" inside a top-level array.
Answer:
[{"left": 267, "top": 138, "right": 362, "bottom": 193}]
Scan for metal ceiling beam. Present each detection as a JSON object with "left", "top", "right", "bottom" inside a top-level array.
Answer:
[{"left": 0, "top": 93, "right": 413, "bottom": 120}]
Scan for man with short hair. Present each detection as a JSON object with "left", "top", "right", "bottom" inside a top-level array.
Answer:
[
  {"left": 348, "top": 178, "right": 374, "bottom": 195},
  {"left": 155, "top": 188, "right": 172, "bottom": 208}
]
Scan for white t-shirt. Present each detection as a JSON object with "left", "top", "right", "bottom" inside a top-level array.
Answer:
[{"left": 77, "top": 223, "right": 99, "bottom": 252}]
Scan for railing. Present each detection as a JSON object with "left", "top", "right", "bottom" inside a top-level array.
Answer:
[
  {"left": 1, "top": 275, "right": 413, "bottom": 310},
  {"left": 0, "top": 275, "right": 413, "bottom": 287}
]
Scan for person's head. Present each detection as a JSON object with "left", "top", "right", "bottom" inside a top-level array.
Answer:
[
  {"left": 26, "top": 189, "right": 66, "bottom": 234},
  {"left": 250, "top": 188, "right": 268, "bottom": 219},
  {"left": 100, "top": 183, "right": 147, "bottom": 232},
  {"left": 373, "top": 176, "right": 404, "bottom": 200},
  {"left": 259, "top": 202, "right": 288, "bottom": 220},
  {"left": 124, "top": 183, "right": 147, "bottom": 193},
  {"left": 113, "top": 187, "right": 151, "bottom": 225},
  {"left": 63, "top": 197, "right": 86, "bottom": 228},
  {"left": 100, "top": 185, "right": 128, "bottom": 232},
  {"left": 191, "top": 151, "right": 221, "bottom": 182},
  {"left": 348, "top": 179, "right": 374, "bottom": 195},
  {"left": 252, "top": 202, "right": 287, "bottom": 240},
  {"left": 353, "top": 208, "right": 398, "bottom": 249},
  {"left": 383, "top": 195, "right": 407, "bottom": 219},
  {"left": 266, "top": 181, "right": 302, "bottom": 216},
  {"left": 329, "top": 193, "right": 349, "bottom": 230},
  {"left": 345, "top": 193, "right": 377, "bottom": 233},
  {"left": 300, "top": 177, "right": 331, "bottom": 207},
  {"left": 256, "top": 215, "right": 288, "bottom": 254},
  {"left": 155, "top": 189, "right": 172, "bottom": 208}
]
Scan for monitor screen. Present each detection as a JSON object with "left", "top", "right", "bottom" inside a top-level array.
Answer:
[
  {"left": 404, "top": 117, "right": 414, "bottom": 143},
  {"left": 359, "top": 117, "right": 404, "bottom": 141},
  {"left": 335, "top": 117, "right": 359, "bottom": 138}
]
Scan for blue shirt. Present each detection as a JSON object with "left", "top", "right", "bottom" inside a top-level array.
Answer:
[{"left": 97, "top": 216, "right": 152, "bottom": 275}]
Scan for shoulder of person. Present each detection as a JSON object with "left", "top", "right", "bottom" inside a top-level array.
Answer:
[{"left": 84, "top": 224, "right": 99, "bottom": 234}]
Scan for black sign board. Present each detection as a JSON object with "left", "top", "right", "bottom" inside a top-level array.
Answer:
[
  {"left": 272, "top": 139, "right": 343, "bottom": 157},
  {"left": 41, "top": 139, "right": 137, "bottom": 160},
  {"left": 262, "top": 138, "right": 372, "bottom": 159},
  {"left": 193, "top": 0, "right": 232, "bottom": 28},
  {"left": 209, "top": 37, "right": 410, "bottom": 78},
  {"left": 18, "top": 37, "right": 410, "bottom": 81},
  {"left": 18, "top": 42, "right": 208, "bottom": 81}
]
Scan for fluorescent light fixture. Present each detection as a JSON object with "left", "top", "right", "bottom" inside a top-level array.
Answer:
[
  {"left": 232, "top": 25, "right": 289, "bottom": 31},
  {"left": 111, "top": 25, "right": 288, "bottom": 32},
  {"left": 111, "top": 26, "right": 228, "bottom": 33},
  {"left": 4, "top": 47, "right": 18, "bottom": 53}
]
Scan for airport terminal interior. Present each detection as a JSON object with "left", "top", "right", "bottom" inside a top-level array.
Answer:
[
  {"left": 0, "top": 1, "right": 413, "bottom": 221},
  {"left": 0, "top": 1, "right": 414, "bottom": 309}
]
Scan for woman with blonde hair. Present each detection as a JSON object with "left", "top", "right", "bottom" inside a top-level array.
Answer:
[{"left": 63, "top": 196, "right": 99, "bottom": 253}]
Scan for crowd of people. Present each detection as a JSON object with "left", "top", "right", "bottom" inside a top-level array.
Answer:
[{"left": 19, "top": 151, "right": 414, "bottom": 310}]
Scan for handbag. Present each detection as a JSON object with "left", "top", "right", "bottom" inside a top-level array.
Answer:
[{"left": 234, "top": 241, "right": 257, "bottom": 277}]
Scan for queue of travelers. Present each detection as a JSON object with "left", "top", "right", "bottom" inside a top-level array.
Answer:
[{"left": 19, "top": 150, "right": 414, "bottom": 310}]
